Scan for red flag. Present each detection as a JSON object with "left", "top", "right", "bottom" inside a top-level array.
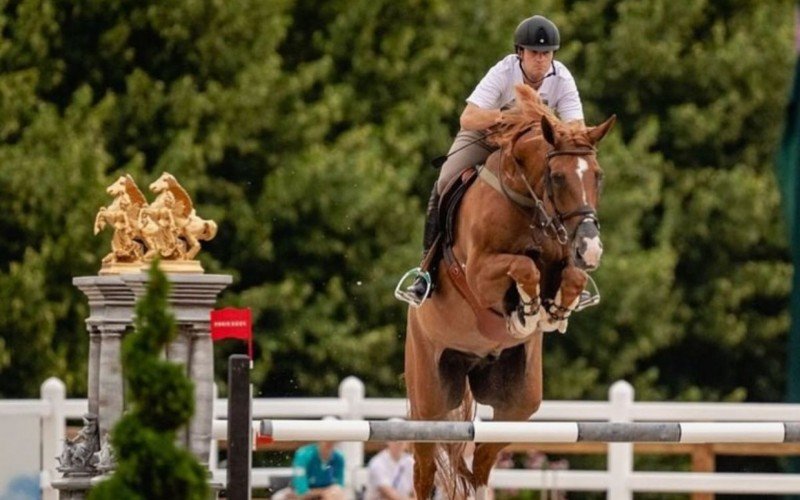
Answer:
[{"left": 210, "top": 308, "right": 253, "bottom": 360}]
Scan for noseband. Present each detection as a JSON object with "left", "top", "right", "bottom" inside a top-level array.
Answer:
[{"left": 500, "top": 128, "right": 598, "bottom": 245}]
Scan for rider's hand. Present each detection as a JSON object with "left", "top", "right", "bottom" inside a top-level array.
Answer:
[{"left": 494, "top": 110, "right": 507, "bottom": 127}]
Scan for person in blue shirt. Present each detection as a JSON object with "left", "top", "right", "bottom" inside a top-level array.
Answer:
[{"left": 289, "top": 440, "right": 346, "bottom": 500}]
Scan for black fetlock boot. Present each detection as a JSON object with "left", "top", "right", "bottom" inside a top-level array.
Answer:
[{"left": 406, "top": 183, "right": 441, "bottom": 302}]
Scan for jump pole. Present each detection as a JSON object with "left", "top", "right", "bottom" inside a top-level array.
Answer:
[{"left": 259, "top": 420, "right": 800, "bottom": 444}]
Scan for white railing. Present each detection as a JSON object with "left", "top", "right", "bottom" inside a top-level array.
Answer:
[{"left": 6, "top": 376, "right": 800, "bottom": 499}]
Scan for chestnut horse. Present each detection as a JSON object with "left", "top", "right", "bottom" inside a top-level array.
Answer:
[{"left": 405, "top": 85, "right": 615, "bottom": 499}]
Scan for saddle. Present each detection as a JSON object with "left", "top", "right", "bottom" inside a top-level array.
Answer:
[{"left": 425, "top": 166, "right": 510, "bottom": 343}]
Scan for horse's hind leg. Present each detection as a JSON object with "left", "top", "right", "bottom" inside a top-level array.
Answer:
[
  {"left": 470, "top": 335, "right": 544, "bottom": 494},
  {"left": 184, "top": 235, "right": 201, "bottom": 259}
]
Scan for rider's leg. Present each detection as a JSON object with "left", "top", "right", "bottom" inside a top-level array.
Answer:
[
  {"left": 436, "top": 129, "right": 496, "bottom": 196},
  {"left": 406, "top": 129, "right": 496, "bottom": 302},
  {"left": 407, "top": 183, "right": 441, "bottom": 299}
]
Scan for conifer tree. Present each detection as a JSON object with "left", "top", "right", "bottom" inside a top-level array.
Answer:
[{"left": 90, "top": 262, "right": 208, "bottom": 500}]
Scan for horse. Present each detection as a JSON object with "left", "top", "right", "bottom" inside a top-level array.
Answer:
[
  {"left": 146, "top": 172, "right": 218, "bottom": 260},
  {"left": 404, "top": 84, "right": 615, "bottom": 499}
]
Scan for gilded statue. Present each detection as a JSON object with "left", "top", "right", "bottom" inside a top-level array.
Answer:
[
  {"left": 144, "top": 173, "right": 218, "bottom": 260},
  {"left": 93, "top": 175, "right": 146, "bottom": 266},
  {"left": 93, "top": 172, "right": 217, "bottom": 274}
]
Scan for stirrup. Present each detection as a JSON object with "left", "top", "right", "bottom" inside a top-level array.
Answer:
[
  {"left": 574, "top": 274, "right": 601, "bottom": 312},
  {"left": 394, "top": 267, "right": 432, "bottom": 308}
]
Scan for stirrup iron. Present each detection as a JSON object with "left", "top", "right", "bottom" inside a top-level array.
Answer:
[
  {"left": 575, "top": 274, "right": 601, "bottom": 312},
  {"left": 394, "top": 267, "right": 432, "bottom": 308}
]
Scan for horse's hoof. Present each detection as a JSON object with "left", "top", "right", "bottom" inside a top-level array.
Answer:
[
  {"left": 508, "top": 308, "right": 540, "bottom": 339},
  {"left": 538, "top": 315, "right": 568, "bottom": 334}
]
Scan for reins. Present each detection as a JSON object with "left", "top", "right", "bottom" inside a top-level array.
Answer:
[{"left": 483, "top": 126, "right": 597, "bottom": 245}]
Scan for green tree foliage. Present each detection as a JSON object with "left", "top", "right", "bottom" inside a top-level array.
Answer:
[
  {"left": 0, "top": 0, "right": 795, "bottom": 407},
  {"left": 90, "top": 262, "right": 207, "bottom": 500}
]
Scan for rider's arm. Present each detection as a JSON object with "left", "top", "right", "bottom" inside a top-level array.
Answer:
[{"left": 459, "top": 103, "right": 503, "bottom": 131}]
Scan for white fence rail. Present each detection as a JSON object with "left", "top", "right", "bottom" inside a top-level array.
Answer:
[{"left": 6, "top": 376, "right": 800, "bottom": 499}]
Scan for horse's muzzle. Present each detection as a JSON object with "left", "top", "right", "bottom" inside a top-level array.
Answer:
[{"left": 573, "top": 218, "right": 602, "bottom": 271}]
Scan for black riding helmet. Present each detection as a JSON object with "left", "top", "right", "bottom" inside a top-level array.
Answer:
[{"left": 514, "top": 15, "right": 560, "bottom": 52}]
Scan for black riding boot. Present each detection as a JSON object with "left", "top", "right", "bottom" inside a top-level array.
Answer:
[{"left": 407, "top": 183, "right": 441, "bottom": 301}]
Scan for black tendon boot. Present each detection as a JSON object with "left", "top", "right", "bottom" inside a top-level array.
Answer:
[{"left": 406, "top": 183, "right": 441, "bottom": 303}]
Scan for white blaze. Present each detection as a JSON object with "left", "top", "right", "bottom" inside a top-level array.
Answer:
[{"left": 576, "top": 157, "right": 589, "bottom": 205}]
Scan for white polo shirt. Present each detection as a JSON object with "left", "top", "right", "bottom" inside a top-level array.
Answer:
[
  {"left": 365, "top": 449, "right": 414, "bottom": 500},
  {"left": 466, "top": 54, "right": 584, "bottom": 122}
]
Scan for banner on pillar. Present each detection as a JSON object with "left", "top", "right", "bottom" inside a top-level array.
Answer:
[{"left": 210, "top": 308, "right": 253, "bottom": 360}]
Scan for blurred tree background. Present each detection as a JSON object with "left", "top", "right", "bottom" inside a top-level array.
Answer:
[{"left": 0, "top": 0, "right": 795, "bottom": 419}]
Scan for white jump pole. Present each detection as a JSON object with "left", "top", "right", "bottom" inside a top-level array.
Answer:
[{"left": 258, "top": 420, "right": 800, "bottom": 444}]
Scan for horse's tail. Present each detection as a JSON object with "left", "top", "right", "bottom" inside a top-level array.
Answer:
[{"left": 435, "top": 387, "right": 475, "bottom": 499}]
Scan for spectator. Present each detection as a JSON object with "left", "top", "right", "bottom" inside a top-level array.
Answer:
[
  {"left": 365, "top": 424, "right": 415, "bottom": 500},
  {"left": 273, "top": 418, "right": 346, "bottom": 500}
]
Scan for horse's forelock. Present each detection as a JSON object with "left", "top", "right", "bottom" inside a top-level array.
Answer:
[{"left": 565, "top": 125, "right": 594, "bottom": 149}]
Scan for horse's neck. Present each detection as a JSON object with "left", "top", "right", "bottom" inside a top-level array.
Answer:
[{"left": 495, "top": 145, "right": 548, "bottom": 199}]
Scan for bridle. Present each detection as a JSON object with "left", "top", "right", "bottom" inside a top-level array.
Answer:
[{"left": 499, "top": 126, "right": 598, "bottom": 245}]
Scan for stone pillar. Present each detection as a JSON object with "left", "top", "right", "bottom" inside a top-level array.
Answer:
[
  {"left": 96, "top": 326, "right": 125, "bottom": 437},
  {"left": 87, "top": 329, "right": 101, "bottom": 417},
  {"left": 64, "top": 272, "right": 232, "bottom": 497},
  {"left": 189, "top": 322, "right": 215, "bottom": 466},
  {"left": 119, "top": 273, "right": 231, "bottom": 466},
  {"left": 73, "top": 276, "right": 137, "bottom": 443},
  {"left": 168, "top": 325, "right": 192, "bottom": 448}
]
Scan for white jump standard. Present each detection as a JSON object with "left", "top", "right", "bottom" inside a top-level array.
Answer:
[{"left": 259, "top": 420, "right": 800, "bottom": 443}]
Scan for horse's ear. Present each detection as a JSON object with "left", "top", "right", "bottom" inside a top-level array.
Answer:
[
  {"left": 587, "top": 114, "right": 617, "bottom": 144},
  {"left": 541, "top": 115, "right": 557, "bottom": 146}
]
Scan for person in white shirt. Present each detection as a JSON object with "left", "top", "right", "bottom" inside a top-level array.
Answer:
[
  {"left": 399, "top": 14, "right": 586, "bottom": 306},
  {"left": 365, "top": 438, "right": 415, "bottom": 500}
]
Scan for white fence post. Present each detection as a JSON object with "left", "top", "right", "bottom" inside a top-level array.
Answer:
[
  {"left": 339, "top": 376, "right": 365, "bottom": 495},
  {"left": 608, "top": 380, "right": 634, "bottom": 500},
  {"left": 40, "top": 377, "right": 65, "bottom": 500}
]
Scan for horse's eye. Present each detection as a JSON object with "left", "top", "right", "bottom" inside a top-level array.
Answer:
[
  {"left": 551, "top": 172, "right": 566, "bottom": 187},
  {"left": 596, "top": 172, "right": 604, "bottom": 191}
]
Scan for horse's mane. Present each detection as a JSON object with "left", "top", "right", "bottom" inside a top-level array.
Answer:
[{"left": 491, "top": 84, "right": 587, "bottom": 149}]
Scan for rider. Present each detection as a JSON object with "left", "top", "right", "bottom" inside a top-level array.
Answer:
[{"left": 399, "top": 14, "right": 586, "bottom": 306}]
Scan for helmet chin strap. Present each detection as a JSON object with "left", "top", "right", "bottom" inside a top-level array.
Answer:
[{"left": 518, "top": 59, "right": 555, "bottom": 87}]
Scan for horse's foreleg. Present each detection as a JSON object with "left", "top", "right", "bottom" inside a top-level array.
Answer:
[
  {"left": 506, "top": 257, "right": 543, "bottom": 339},
  {"left": 467, "top": 253, "right": 542, "bottom": 339},
  {"left": 539, "top": 265, "right": 587, "bottom": 333}
]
